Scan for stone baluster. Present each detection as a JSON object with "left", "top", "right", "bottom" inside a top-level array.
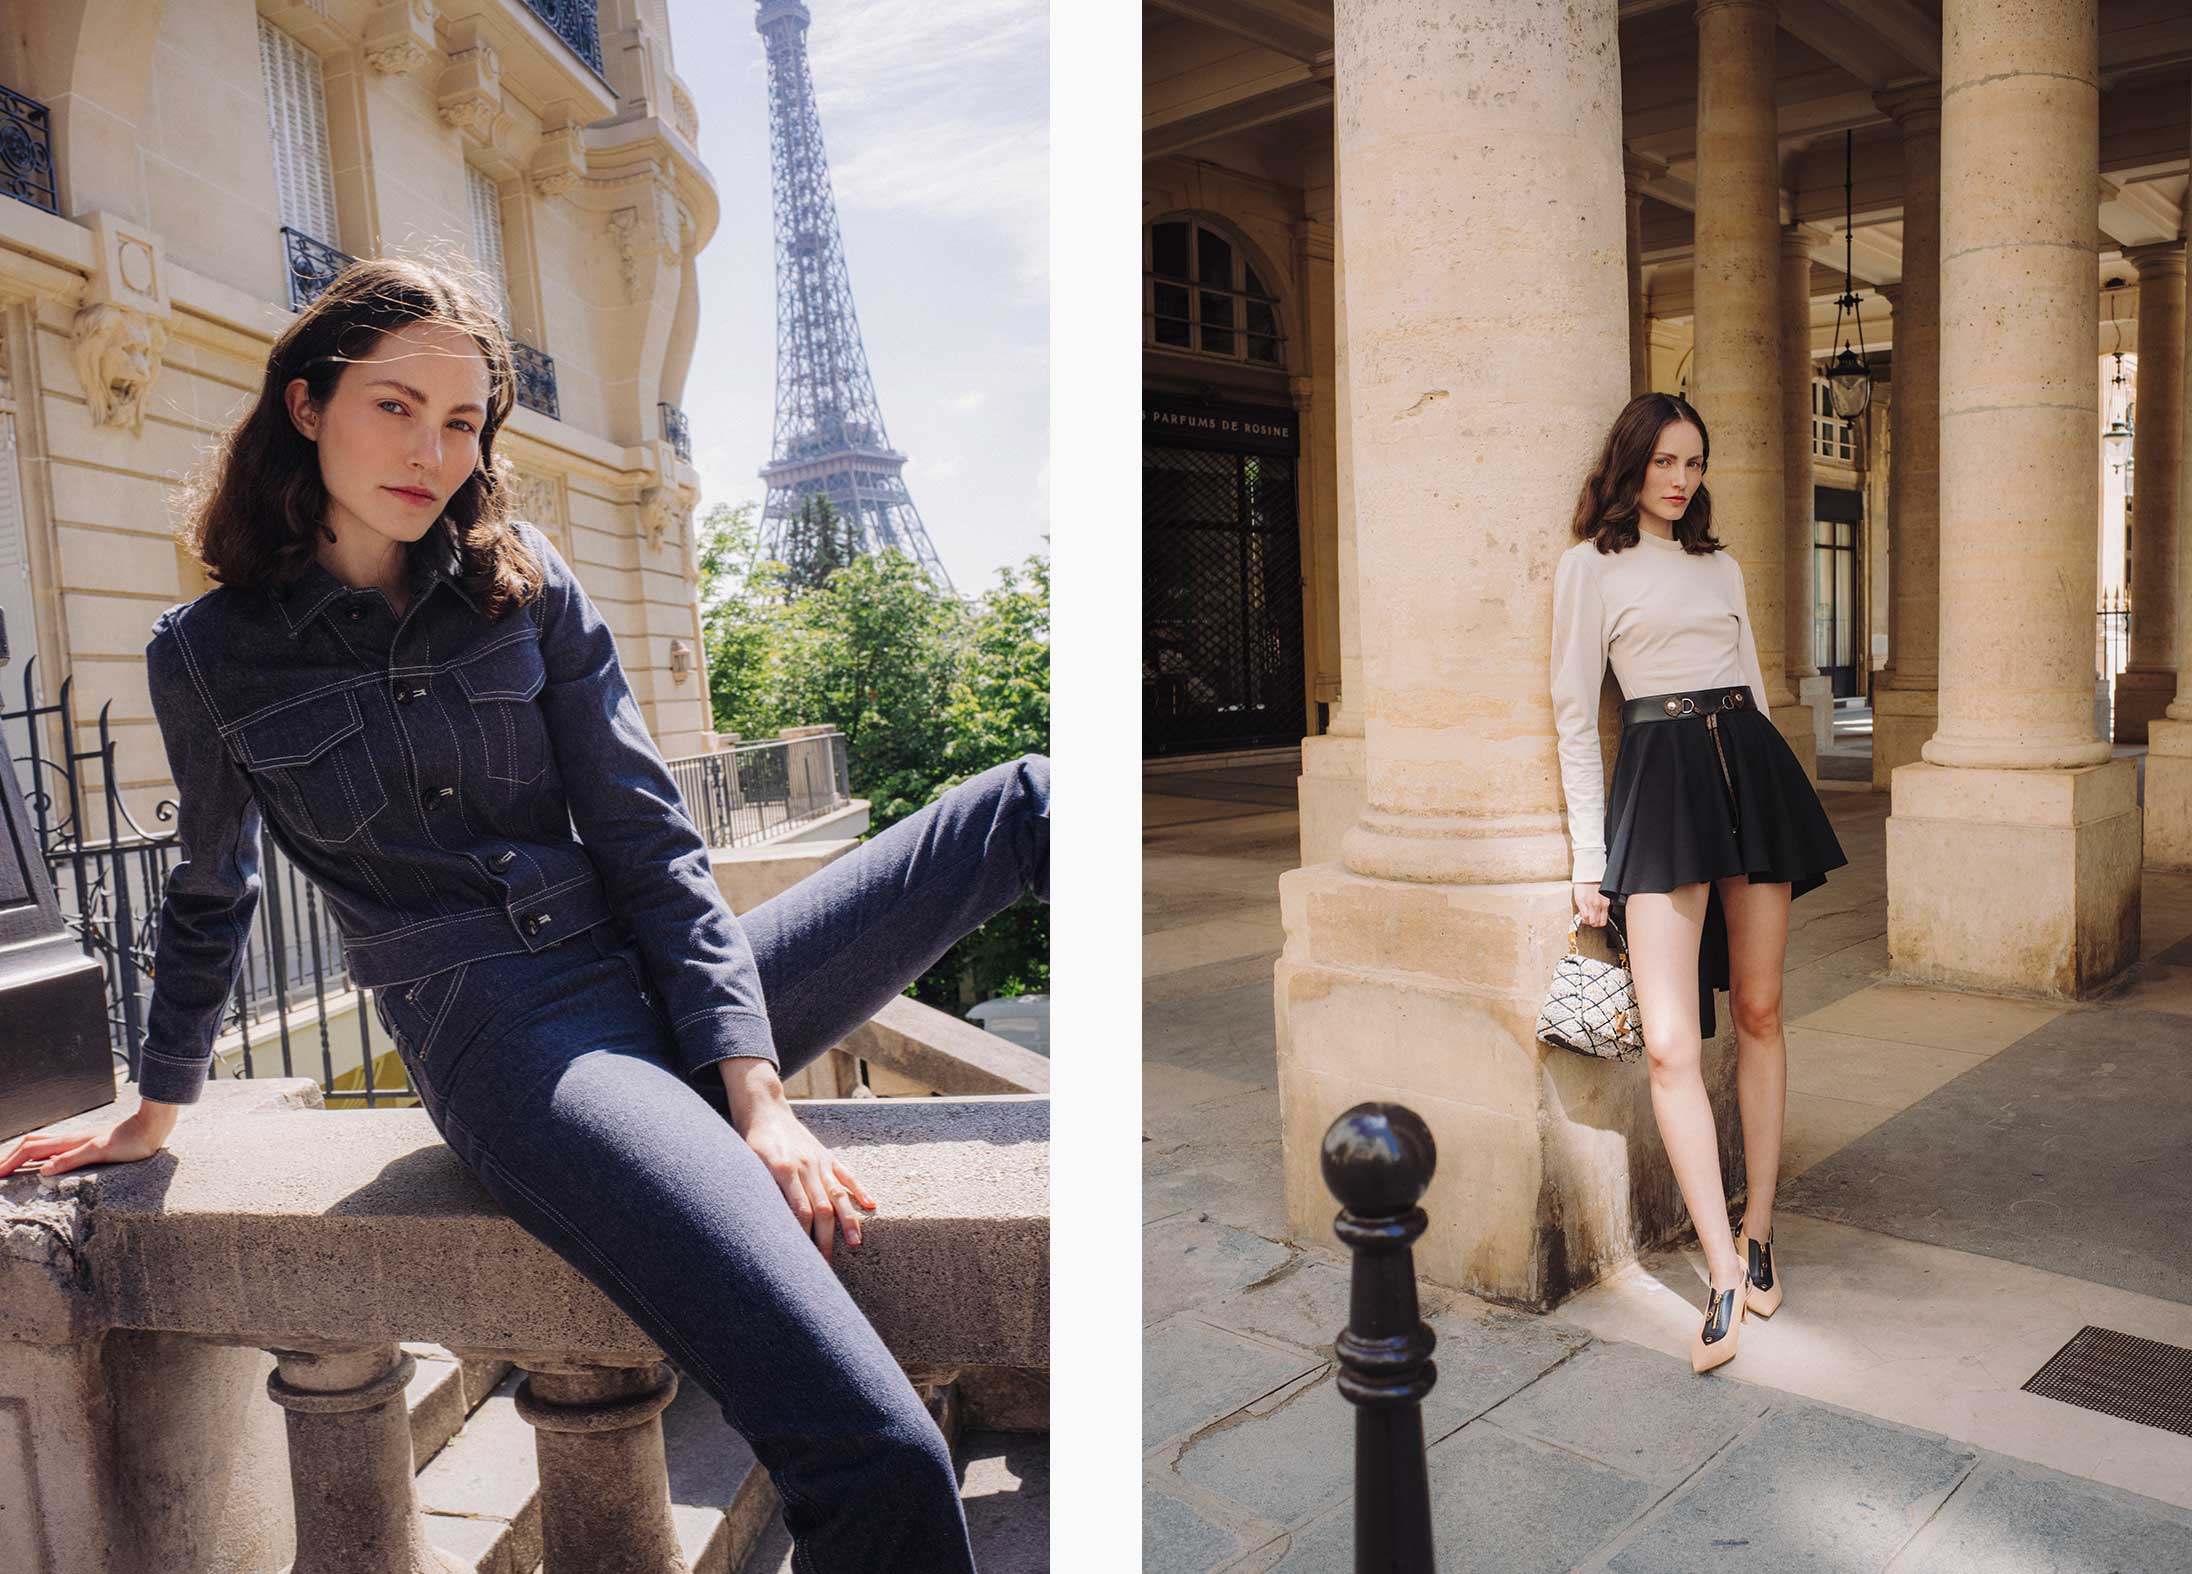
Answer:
[
  {"left": 514, "top": 1359, "right": 687, "bottom": 1573},
  {"left": 265, "top": 1344, "right": 464, "bottom": 1574}
]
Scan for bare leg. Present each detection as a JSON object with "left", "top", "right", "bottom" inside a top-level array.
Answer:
[
  {"left": 1717, "top": 876, "right": 1792, "bottom": 1243},
  {"left": 1625, "top": 885, "right": 1742, "bottom": 1292}
]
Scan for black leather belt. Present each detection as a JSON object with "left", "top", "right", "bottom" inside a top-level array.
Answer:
[{"left": 1621, "top": 686, "right": 1754, "bottom": 726}]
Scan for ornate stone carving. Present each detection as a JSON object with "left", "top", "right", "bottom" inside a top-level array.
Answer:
[
  {"left": 366, "top": 37, "right": 432, "bottom": 75},
  {"left": 508, "top": 467, "right": 563, "bottom": 535},
  {"left": 436, "top": 41, "right": 502, "bottom": 141},
  {"left": 640, "top": 480, "right": 691, "bottom": 553},
  {"left": 70, "top": 303, "right": 170, "bottom": 436},
  {"left": 670, "top": 78, "right": 699, "bottom": 147}
]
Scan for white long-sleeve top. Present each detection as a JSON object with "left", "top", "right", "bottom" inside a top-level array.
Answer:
[{"left": 1550, "top": 530, "right": 1772, "bottom": 884}]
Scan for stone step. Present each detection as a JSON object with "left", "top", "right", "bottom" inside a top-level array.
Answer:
[
  {"left": 403, "top": 1363, "right": 777, "bottom": 1574},
  {"left": 403, "top": 1343, "right": 513, "bottom": 1471}
]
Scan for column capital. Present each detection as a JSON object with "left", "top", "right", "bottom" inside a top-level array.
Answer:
[
  {"left": 1288, "top": 375, "right": 1315, "bottom": 412},
  {"left": 1781, "top": 222, "right": 1832, "bottom": 257},
  {"left": 1299, "top": 216, "right": 1335, "bottom": 265},
  {"left": 1874, "top": 80, "right": 1942, "bottom": 129},
  {"left": 1874, "top": 281, "right": 1902, "bottom": 309},
  {"left": 1623, "top": 148, "right": 1667, "bottom": 192},
  {"left": 2122, "top": 240, "right": 2187, "bottom": 279},
  {"left": 1694, "top": 0, "right": 1773, "bottom": 21}
]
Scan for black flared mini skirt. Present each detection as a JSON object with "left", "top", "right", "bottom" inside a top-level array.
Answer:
[{"left": 1600, "top": 685, "right": 1848, "bottom": 1036}]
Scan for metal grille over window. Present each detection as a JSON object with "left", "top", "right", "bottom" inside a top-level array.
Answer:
[
  {"left": 465, "top": 164, "right": 512, "bottom": 328},
  {"left": 521, "top": 0, "right": 606, "bottom": 78},
  {"left": 659, "top": 402, "right": 692, "bottom": 461},
  {"left": 0, "top": 84, "right": 59, "bottom": 216},
  {"left": 280, "top": 227, "right": 357, "bottom": 313},
  {"left": 1147, "top": 217, "right": 1284, "bottom": 367},
  {"left": 1144, "top": 398, "right": 1305, "bottom": 756},
  {"left": 513, "top": 343, "right": 560, "bottom": 420}
]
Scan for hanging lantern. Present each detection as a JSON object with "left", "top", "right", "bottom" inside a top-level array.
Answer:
[{"left": 1821, "top": 130, "right": 1873, "bottom": 420}]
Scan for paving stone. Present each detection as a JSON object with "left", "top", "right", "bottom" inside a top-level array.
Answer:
[
  {"left": 1201, "top": 1255, "right": 1354, "bottom": 1354},
  {"left": 1268, "top": 1420, "right": 1658, "bottom": 1574},
  {"left": 660, "top": 1373, "right": 774, "bottom": 1574},
  {"left": 1605, "top": 1403, "right": 1975, "bottom": 1573},
  {"left": 1422, "top": 1303, "right": 1598, "bottom": 1423},
  {"left": 402, "top": 1349, "right": 469, "bottom": 1469},
  {"left": 1142, "top": 1151, "right": 1292, "bottom": 1239},
  {"left": 1145, "top": 1489, "right": 1246, "bottom": 1574},
  {"left": 1176, "top": 1363, "right": 1475, "bottom": 1527},
  {"left": 1889, "top": 1460, "right": 2192, "bottom": 1574},
  {"left": 1144, "top": 1317, "right": 1324, "bottom": 1451},
  {"left": 1145, "top": 1217, "right": 1294, "bottom": 1326},
  {"left": 1481, "top": 1336, "right": 1770, "bottom": 1483}
]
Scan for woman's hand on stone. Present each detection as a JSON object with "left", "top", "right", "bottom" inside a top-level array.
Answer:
[
  {"left": 738, "top": 1100, "right": 879, "bottom": 1264},
  {"left": 0, "top": 1099, "right": 180, "bottom": 1180},
  {"left": 1573, "top": 882, "right": 1611, "bottom": 927}
]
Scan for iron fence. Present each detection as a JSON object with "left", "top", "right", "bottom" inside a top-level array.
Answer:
[
  {"left": 513, "top": 341, "right": 560, "bottom": 419},
  {"left": 520, "top": 0, "right": 605, "bottom": 77},
  {"left": 281, "top": 226, "right": 357, "bottom": 313},
  {"left": 1, "top": 84, "right": 59, "bottom": 216},
  {"left": 663, "top": 733, "right": 852, "bottom": 851},
  {"left": 6, "top": 650, "right": 850, "bottom": 1108},
  {"left": 2098, "top": 589, "right": 2131, "bottom": 680}
]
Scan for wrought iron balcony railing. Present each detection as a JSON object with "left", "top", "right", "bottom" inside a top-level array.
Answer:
[
  {"left": 521, "top": 0, "right": 605, "bottom": 77},
  {"left": 512, "top": 341, "right": 559, "bottom": 420},
  {"left": 0, "top": 84, "right": 59, "bottom": 216},
  {"left": 659, "top": 401, "right": 692, "bottom": 461},
  {"left": 280, "top": 226, "right": 357, "bottom": 312}
]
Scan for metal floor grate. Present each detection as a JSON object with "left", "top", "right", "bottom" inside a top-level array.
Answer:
[{"left": 2022, "top": 1326, "right": 2192, "bottom": 1438}]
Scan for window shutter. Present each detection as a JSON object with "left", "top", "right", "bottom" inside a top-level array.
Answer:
[
  {"left": 466, "top": 165, "right": 512, "bottom": 328},
  {"left": 258, "top": 18, "right": 339, "bottom": 245}
]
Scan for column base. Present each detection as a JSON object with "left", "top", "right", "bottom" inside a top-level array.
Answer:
[
  {"left": 2146, "top": 718, "right": 2192, "bottom": 871},
  {"left": 1297, "top": 733, "right": 1365, "bottom": 868},
  {"left": 1886, "top": 760, "right": 2141, "bottom": 998},
  {"left": 1770, "top": 701, "right": 1819, "bottom": 782},
  {"left": 2112, "top": 667, "right": 2180, "bottom": 744},
  {"left": 1796, "top": 673, "right": 1834, "bottom": 758},
  {"left": 1274, "top": 864, "right": 1743, "bottom": 1311},
  {"left": 1871, "top": 682, "right": 1938, "bottom": 792}
]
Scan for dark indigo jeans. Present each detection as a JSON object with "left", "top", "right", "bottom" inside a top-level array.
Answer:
[{"left": 372, "top": 755, "right": 1048, "bottom": 1572}]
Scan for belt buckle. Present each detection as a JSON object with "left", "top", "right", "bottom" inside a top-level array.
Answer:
[
  {"left": 1663, "top": 698, "right": 1681, "bottom": 717},
  {"left": 1668, "top": 696, "right": 1697, "bottom": 717}
]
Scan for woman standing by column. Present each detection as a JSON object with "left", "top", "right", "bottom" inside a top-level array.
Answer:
[{"left": 1550, "top": 392, "right": 1846, "bottom": 1373}]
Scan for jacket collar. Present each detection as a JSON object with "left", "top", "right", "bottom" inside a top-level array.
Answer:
[{"left": 275, "top": 523, "right": 482, "bottom": 637}]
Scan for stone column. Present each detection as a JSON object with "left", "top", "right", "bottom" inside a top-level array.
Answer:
[
  {"left": 1692, "top": 0, "right": 1813, "bottom": 776},
  {"left": 1872, "top": 85, "right": 1946, "bottom": 789},
  {"left": 2114, "top": 243, "right": 2184, "bottom": 742},
  {"left": 1625, "top": 151, "right": 1655, "bottom": 397},
  {"left": 1278, "top": 0, "right": 1743, "bottom": 1310},
  {"left": 266, "top": 1345, "right": 464, "bottom": 1574},
  {"left": 2148, "top": 74, "right": 2192, "bottom": 868},
  {"left": 1886, "top": 0, "right": 2140, "bottom": 995},
  {"left": 515, "top": 1361, "right": 686, "bottom": 1573},
  {"left": 1300, "top": 168, "right": 1367, "bottom": 864},
  {"left": 1781, "top": 222, "right": 1833, "bottom": 757}
]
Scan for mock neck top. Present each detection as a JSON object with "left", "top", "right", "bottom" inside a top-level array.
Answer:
[{"left": 1549, "top": 531, "right": 1771, "bottom": 884}]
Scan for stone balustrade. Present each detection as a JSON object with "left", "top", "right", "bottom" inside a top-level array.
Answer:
[{"left": 0, "top": 1081, "right": 1048, "bottom": 1574}]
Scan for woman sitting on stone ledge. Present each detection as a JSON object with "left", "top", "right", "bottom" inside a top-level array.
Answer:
[
  {"left": 0, "top": 255, "right": 1049, "bottom": 1572},
  {"left": 1550, "top": 391, "right": 1846, "bottom": 1375}
]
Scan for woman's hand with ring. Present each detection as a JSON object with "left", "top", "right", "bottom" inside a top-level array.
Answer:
[
  {"left": 1573, "top": 882, "right": 1611, "bottom": 927},
  {"left": 719, "top": 1056, "right": 879, "bottom": 1264}
]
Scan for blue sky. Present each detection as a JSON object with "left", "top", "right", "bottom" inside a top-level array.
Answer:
[{"left": 664, "top": 0, "right": 1049, "bottom": 593}]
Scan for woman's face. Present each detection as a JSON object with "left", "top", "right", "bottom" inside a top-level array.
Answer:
[
  {"left": 1636, "top": 418, "right": 1705, "bottom": 530},
  {"left": 284, "top": 318, "right": 491, "bottom": 554}
]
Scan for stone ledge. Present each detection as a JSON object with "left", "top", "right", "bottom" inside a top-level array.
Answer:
[
  {"left": 3, "top": 1096, "right": 1048, "bottom": 1370},
  {"left": 842, "top": 996, "right": 1051, "bottom": 1095}
]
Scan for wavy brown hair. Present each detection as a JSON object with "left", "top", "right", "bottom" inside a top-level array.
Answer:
[
  {"left": 1569, "top": 391, "right": 1723, "bottom": 555},
  {"left": 178, "top": 254, "right": 543, "bottom": 618}
]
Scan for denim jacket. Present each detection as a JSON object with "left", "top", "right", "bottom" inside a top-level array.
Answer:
[{"left": 137, "top": 517, "right": 775, "bottom": 1105}]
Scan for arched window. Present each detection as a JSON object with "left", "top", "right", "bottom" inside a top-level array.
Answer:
[{"left": 1146, "top": 217, "right": 1284, "bottom": 367}]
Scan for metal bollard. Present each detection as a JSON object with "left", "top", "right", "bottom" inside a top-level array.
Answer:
[{"left": 1323, "top": 1102, "right": 1438, "bottom": 1574}]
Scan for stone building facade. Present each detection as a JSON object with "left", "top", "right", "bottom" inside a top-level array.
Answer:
[
  {"left": 0, "top": 0, "right": 716, "bottom": 843},
  {"left": 1146, "top": 0, "right": 2192, "bottom": 1308}
]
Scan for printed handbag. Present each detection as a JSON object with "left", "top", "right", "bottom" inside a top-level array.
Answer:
[{"left": 1535, "top": 913, "right": 1645, "bottom": 1062}]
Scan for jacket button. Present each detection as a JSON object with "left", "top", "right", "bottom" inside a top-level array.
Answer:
[
  {"left": 395, "top": 686, "right": 413, "bottom": 705},
  {"left": 346, "top": 605, "right": 365, "bottom": 621},
  {"left": 523, "top": 912, "right": 551, "bottom": 937},
  {"left": 491, "top": 850, "right": 517, "bottom": 870}
]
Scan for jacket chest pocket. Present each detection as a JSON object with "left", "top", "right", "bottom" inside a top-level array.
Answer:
[
  {"left": 235, "top": 689, "right": 389, "bottom": 844},
  {"left": 452, "top": 635, "right": 550, "bottom": 785}
]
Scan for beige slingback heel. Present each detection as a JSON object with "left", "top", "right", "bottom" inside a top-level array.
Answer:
[{"left": 1736, "top": 1231, "right": 1783, "bottom": 1318}]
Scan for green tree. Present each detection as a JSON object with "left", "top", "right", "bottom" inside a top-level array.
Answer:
[
  {"left": 692, "top": 504, "right": 1049, "bottom": 1013},
  {"left": 779, "top": 493, "right": 858, "bottom": 597}
]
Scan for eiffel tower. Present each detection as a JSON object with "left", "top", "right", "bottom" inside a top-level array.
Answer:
[{"left": 754, "top": 0, "right": 952, "bottom": 590}]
